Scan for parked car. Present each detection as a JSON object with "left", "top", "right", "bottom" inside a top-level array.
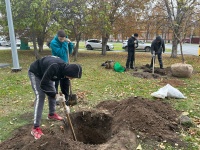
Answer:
[
  {"left": 122, "top": 40, "right": 151, "bottom": 52},
  {"left": 1, "top": 38, "right": 21, "bottom": 47},
  {"left": 0, "top": 37, "right": 8, "bottom": 46},
  {"left": 85, "top": 39, "right": 114, "bottom": 51}
]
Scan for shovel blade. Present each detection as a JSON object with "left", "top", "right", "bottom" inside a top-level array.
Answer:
[{"left": 68, "top": 94, "right": 78, "bottom": 106}]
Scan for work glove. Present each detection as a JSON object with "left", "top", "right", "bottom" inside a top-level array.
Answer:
[
  {"left": 152, "top": 51, "right": 155, "bottom": 57},
  {"left": 65, "top": 105, "right": 70, "bottom": 114},
  {"left": 65, "top": 38, "right": 71, "bottom": 42},
  {"left": 56, "top": 94, "right": 70, "bottom": 114},
  {"left": 56, "top": 94, "right": 62, "bottom": 105},
  {"left": 56, "top": 94, "right": 66, "bottom": 104}
]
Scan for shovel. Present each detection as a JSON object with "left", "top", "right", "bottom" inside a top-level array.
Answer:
[
  {"left": 67, "top": 82, "right": 78, "bottom": 106},
  {"left": 59, "top": 93, "right": 77, "bottom": 141},
  {"left": 67, "top": 47, "right": 78, "bottom": 106},
  {"left": 152, "top": 51, "right": 155, "bottom": 75}
]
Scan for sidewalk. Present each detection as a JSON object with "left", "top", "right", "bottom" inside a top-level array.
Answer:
[{"left": 0, "top": 63, "right": 10, "bottom": 68}]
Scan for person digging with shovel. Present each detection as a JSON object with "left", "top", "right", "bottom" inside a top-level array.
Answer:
[
  {"left": 149, "top": 36, "right": 165, "bottom": 69},
  {"left": 28, "top": 56, "right": 82, "bottom": 140}
]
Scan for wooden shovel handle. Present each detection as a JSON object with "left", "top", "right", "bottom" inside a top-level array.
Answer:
[{"left": 61, "top": 101, "right": 77, "bottom": 141}]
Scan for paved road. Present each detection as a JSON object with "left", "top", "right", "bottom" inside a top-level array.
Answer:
[
  {"left": 0, "top": 43, "right": 199, "bottom": 56},
  {"left": 0, "top": 46, "right": 20, "bottom": 50},
  {"left": 165, "top": 43, "right": 199, "bottom": 56}
]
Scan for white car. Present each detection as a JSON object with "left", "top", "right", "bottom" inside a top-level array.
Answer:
[
  {"left": 122, "top": 40, "right": 151, "bottom": 52},
  {"left": 1, "top": 38, "right": 21, "bottom": 47},
  {"left": 0, "top": 37, "right": 8, "bottom": 46},
  {"left": 85, "top": 39, "right": 114, "bottom": 51}
]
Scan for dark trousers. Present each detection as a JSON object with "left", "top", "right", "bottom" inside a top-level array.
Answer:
[
  {"left": 28, "top": 71, "right": 56, "bottom": 127},
  {"left": 126, "top": 51, "right": 135, "bottom": 68},
  {"left": 150, "top": 52, "right": 163, "bottom": 68},
  {"left": 55, "top": 78, "right": 70, "bottom": 104}
]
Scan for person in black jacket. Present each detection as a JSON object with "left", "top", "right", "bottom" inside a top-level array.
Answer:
[
  {"left": 150, "top": 36, "right": 165, "bottom": 69},
  {"left": 125, "top": 33, "right": 138, "bottom": 70},
  {"left": 28, "top": 56, "right": 82, "bottom": 140}
]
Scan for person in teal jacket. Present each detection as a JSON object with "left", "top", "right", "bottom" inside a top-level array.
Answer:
[
  {"left": 50, "top": 30, "right": 74, "bottom": 105},
  {"left": 50, "top": 30, "right": 74, "bottom": 62}
]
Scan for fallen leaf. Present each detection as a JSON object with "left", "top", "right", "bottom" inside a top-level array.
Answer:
[
  {"left": 136, "top": 144, "right": 142, "bottom": 150},
  {"left": 175, "top": 143, "right": 178, "bottom": 146},
  {"left": 13, "top": 100, "right": 19, "bottom": 104},
  {"left": 159, "top": 143, "right": 165, "bottom": 149},
  {"left": 182, "top": 112, "right": 189, "bottom": 116}
]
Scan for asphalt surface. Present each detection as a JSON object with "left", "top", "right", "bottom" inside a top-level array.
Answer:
[
  {"left": 0, "top": 43, "right": 199, "bottom": 56},
  {"left": 165, "top": 43, "right": 199, "bottom": 56},
  {"left": 0, "top": 44, "right": 199, "bottom": 68}
]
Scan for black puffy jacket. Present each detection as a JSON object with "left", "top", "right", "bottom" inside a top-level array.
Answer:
[
  {"left": 29, "top": 56, "right": 82, "bottom": 97},
  {"left": 128, "top": 36, "right": 138, "bottom": 52},
  {"left": 151, "top": 36, "right": 165, "bottom": 54}
]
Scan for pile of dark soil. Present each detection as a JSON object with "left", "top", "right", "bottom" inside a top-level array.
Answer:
[
  {"left": 0, "top": 97, "right": 188, "bottom": 150},
  {"left": 132, "top": 64, "right": 172, "bottom": 79}
]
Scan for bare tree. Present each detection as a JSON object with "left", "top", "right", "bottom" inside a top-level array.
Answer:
[
  {"left": 163, "top": 0, "right": 200, "bottom": 59},
  {"left": 53, "top": 0, "right": 89, "bottom": 61},
  {"left": 88, "top": 0, "right": 149, "bottom": 55}
]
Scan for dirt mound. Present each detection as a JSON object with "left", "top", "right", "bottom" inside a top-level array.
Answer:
[
  {"left": 96, "top": 97, "right": 182, "bottom": 144},
  {"left": 132, "top": 65, "right": 172, "bottom": 79},
  {"left": 0, "top": 97, "right": 188, "bottom": 150}
]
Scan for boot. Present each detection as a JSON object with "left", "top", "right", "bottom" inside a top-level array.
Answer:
[{"left": 160, "top": 65, "right": 164, "bottom": 69}]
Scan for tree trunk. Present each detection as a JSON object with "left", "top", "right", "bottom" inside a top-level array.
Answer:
[
  {"left": 73, "top": 41, "right": 79, "bottom": 61},
  {"left": 73, "top": 33, "right": 81, "bottom": 61},
  {"left": 171, "top": 37, "right": 178, "bottom": 58},
  {"left": 179, "top": 42, "right": 185, "bottom": 63},
  {"left": 101, "top": 34, "right": 109, "bottom": 55},
  {"left": 37, "top": 36, "right": 44, "bottom": 52},
  {"left": 32, "top": 31, "right": 40, "bottom": 59},
  {"left": 145, "top": 23, "right": 150, "bottom": 42}
]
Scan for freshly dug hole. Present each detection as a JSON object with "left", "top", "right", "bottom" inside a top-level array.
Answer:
[{"left": 68, "top": 110, "right": 113, "bottom": 144}]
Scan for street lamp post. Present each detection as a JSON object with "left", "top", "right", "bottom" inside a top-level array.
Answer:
[{"left": 5, "top": 0, "right": 21, "bottom": 72}]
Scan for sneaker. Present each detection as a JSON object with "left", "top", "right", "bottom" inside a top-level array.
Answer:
[
  {"left": 47, "top": 113, "right": 63, "bottom": 121},
  {"left": 31, "top": 127, "right": 44, "bottom": 140}
]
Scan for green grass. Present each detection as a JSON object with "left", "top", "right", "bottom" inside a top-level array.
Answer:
[{"left": 0, "top": 48, "right": 199, "bottom": 149}]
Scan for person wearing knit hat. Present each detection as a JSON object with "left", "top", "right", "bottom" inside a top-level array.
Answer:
[
  {"left": 28, "top": 56, "right": 82, "bottom": 140},
  {"left": 125, "top": 33, "right": 138, "bottom": 70},
  {"left": 50, "top": 30, "right": 74, "bottom": 105},
  {"left": 150, "top": 36, "right": 165, "bottom": 69}
]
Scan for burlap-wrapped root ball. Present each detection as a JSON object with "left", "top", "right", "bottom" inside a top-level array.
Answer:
[{"left": 171, "top": 63, "right": 193, "bottom": 78}]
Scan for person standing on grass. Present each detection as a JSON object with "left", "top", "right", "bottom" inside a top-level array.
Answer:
[
  {"left": 28, "top": 56, "right": 82, "bottom": 140},
  {"left": 150, "top": 36, "right": 165, "bottom": 69},
  {"left": 125, "top": 33, "right": 139, "bottom": 70},
  {"left": 50, "top": 30, "right": 74, "bottom": 105}
]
